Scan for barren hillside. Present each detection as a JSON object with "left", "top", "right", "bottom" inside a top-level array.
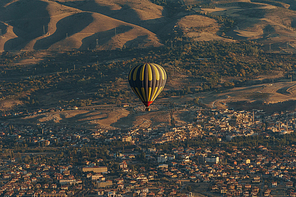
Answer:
[
  {"left": 0, "top": 0, "right": 165, "bottom": 51},
  {"left": 1, "top": 0, "right": 296, "bottom": 51}
]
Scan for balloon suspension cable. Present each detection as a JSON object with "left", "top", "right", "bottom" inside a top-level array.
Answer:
[{"left": 145, "top": 107, "right": 150, "bottom": 111}]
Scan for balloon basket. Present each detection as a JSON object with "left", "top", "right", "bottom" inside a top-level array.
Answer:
[{"left": 145, "top": 108, "right": 150, "bottom": 111}]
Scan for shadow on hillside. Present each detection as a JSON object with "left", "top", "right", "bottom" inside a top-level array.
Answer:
[
  {"left": 221, "top": 2, "right": 264, "bottom": 8},
  {"left": 225, "top": 30, "right": 248, "bottom": 41},
  {"left": 124, "top": 35, "right": 149, "bottom": 48},
  {"left": 59, "top": 110, "right": 107, "bottom": 125},
  {"left": 276, "top": 84, "right": 296, "bottom": 95},
  {"left": 263, "top": 24, "right": 275, "bottom": 37},
  {"left": 277, "top": 86, "right": 291, "bottom": 95},
  {"left": 3, "top": 0, "right": 50, "bottom": 50},
  {"left": 292, "top": 18, "right": 296, "bottom": 28},
  {"left": 80, "top": 25, "right": 133, "bottom": 50},
  {"left": 0, "top": 22, "right": 7, "bottom": 35},
  {"left": 0, "top": 0, "right": 13, "bottom": 7},
  {"left": 34, "top": 12, "right": 93, "bottom": 50},
  {"left": 111, "top": 113, "right": 136, "bottom": 129},
  {"left": 21, "top": 115, "right": 47, "bottom": 124},
  {"left": 58, "top": 0, "right": 166, "bottom": 33},
  {"left": 58, "top": 0, "right": 116, "bottom": 17},
  {"left": 288, "top": 0, "right": 296, "bottom": 10},
  {"left": 238, "top": 9, "right": 266, "bottom": 18},
  {"left": 224, "top": 18, "right": 258, "bottom": 40},
  {"left": 112, "top": 110, "right": 170, "bottom": 129},
  {"left": 228, "top": 100, "right": 296, "bottom": 114},
  {"left": 211, "top": 2, "right": 268, "bottom": 40}
]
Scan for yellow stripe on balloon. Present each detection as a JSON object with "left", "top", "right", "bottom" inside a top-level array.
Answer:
[
  {"left": 161, "top": 66, "right": 167, "bottom": 80},
  {"left": 141, "top": 87, "right": 146, "bottom": 101},
  {"left": 133, "top": 66, "right": 140, "bottom": 81},
  {"left": 150, "top": 87, "right": 158, "bottom": 101},
  {"left": 160, "top": 65, "right": 167, "bottom": 80},
  {"left": 153, "top": 86, "right": 163, "bottom": 101},
  {"left": 140, "top": 64, "right": 146, "bottom": 81},
  {"left": 151, "top": 64, "right": 159, "bottom": 80},
  {"left": 147, "top": 64, "right": 153, "bottom": 81},
  {"left": 148, "top": 87, "right": 152, "bottom": 101},
  {"left": 155, "top": 64, "right": 164, "bottom": 80}
]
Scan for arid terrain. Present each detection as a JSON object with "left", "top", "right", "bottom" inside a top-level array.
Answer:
[
  {"left": 1, "top": 0, "right": 296, "bottom": 130},
  {"left": 1, "top": 0, "right": 296, "bottom": 51},
  {"left": 4, "top": 72, "right": 296, "bottom": 130}
]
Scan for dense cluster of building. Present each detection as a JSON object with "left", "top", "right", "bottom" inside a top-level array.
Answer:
[
  {"left": 1, "top": 106, "right": 296, "bottom": 196},
  {"left": 0, "top": 163, "right": 81, "bottom": 197}
]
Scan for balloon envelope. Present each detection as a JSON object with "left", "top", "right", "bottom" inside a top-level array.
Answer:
[{"left": 128, "top": 63, "right": 167, "bottom": 109}]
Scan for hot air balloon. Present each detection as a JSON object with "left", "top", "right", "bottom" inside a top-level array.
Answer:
[{"left": 128, "top": 63, "right": 167, "bottom": 111}]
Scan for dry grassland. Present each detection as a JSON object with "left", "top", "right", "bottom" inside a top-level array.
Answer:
[
  {"left": 193, "top": 80, "right": 296, "bottom": 109},
  {"left": 177, "top": 15, "right": 234, "bottom": 41},
  {"left": 0, "top": 99, "right": 22, "bottom": 111},
  {"left": 4, "top": 78, "right": 296, "bottom": 129},
  {"left": 189, "top": 1, "right": 296, "bottom": 49},
  {"left": 0, "top": 0, "right": 164, "bottom": 51},
  {"left": 1, "top": 0, "right": 296, "bottom": 50}
]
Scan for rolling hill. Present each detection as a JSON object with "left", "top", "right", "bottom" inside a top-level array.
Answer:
[{"left": 1, "top": 0, "right": 296, "bottom": 51}]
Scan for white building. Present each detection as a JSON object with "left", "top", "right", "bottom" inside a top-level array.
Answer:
[{"left": 205, "top": 156, "right": 219, "bottom": 164}]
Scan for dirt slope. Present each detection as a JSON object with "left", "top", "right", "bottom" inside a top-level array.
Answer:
[
  {"left": 194, "top": 1, "right": 296, "bottom": 50},
  {"left": 1, "top": 0, "right": 296, "bottom": 51},
  {"left": 0, "top": 0, "right": 164, "bottom": 51}
]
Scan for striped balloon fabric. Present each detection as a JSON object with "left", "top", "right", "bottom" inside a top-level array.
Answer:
[{"left": 128, "top": 63, "right": 167, "bottom": 110}]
